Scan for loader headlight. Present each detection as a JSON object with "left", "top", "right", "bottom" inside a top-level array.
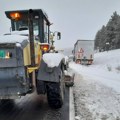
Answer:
[
  {"left": 5, "top": 52, "right": 12, "bottom": 58},
  {"left": 40, "top": 43, "right": 50, "bottom": 52}
]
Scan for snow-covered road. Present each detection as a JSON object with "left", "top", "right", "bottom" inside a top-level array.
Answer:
[
  {"left": 69, "top": 49, "right": 120, "bottom": 120},
  {"left": 73, "top": 73, "right": 120, "bottom": 120}
]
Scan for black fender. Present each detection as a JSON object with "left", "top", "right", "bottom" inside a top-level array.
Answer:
[
  {"left": 36, "top": 58, "right": 65, "bottom": 94},
  {"left": 37, "top": 59, "right": 62, "bottom": 82}
]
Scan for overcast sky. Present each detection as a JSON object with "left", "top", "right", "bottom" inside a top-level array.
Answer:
[{"left": 1, "top": 0, "right": 120, "bottom": 49}]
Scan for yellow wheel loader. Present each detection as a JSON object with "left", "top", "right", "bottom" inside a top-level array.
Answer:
[{"left": 0, "top": 9, "right": 65, "bottom": 109}]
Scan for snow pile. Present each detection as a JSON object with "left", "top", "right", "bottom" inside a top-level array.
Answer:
[
  {"left": 43, "top": 53, "right": 65, "bottom": 67},
  {"left": 69, "top": 49, "right": 120, "bottom": 120},
  {"left": 0, "top": 34, "right": 28, "bottom": 43}
]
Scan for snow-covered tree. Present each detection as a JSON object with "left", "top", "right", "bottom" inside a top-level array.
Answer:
[{"left": 95, "top": 11, "right": 120, "bottom": 50}]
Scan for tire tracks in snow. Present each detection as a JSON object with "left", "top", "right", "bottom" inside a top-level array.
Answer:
[{"left": 73, "top": 73, "right": 120, "bottom": 120}]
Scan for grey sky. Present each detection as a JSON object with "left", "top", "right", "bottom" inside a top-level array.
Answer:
[{"left": 1, "top": 0, "right": 120, "bottom": 49}]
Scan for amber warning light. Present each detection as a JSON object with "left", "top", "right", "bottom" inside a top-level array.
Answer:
[
  {"left": 10, "top": 12, "right": 21, "bottom": 20},
  {"left": 40, "top": 43, "right": 49, "bottom": 52}
]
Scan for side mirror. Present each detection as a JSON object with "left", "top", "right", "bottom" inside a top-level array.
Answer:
[{"left": 57, "top": 32, "right": 61, "bottom": 40}]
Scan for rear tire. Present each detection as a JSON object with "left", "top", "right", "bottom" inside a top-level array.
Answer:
[{"left": 46, "top": 81, "right": 64, "bottom": 109}]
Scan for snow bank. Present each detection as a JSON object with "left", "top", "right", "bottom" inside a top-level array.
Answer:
[{"left": 70, "top": 49, "right": 120, "bottom": 92}]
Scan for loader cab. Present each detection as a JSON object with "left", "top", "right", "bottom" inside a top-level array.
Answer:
[{"left": 5, "top": 9, "right": 51, "bottom": 43}]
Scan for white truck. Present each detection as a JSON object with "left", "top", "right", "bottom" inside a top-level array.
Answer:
[{"left": 73, "top": 40, "right": 94, "bottom": 65}]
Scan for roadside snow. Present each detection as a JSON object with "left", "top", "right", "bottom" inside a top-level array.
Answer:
[
  {"left": 69, "top": 49, "right": 120, "bottom": 120},
  {"left": 73, "top": 74, "right": 120, "bottom": 120},
  {"left": 70, "top": 49, "right": 120, "bottom": 92}
]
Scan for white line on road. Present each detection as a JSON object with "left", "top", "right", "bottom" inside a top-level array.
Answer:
[{"left": 69, "top": 87, "right": 75, "bottom": 120}]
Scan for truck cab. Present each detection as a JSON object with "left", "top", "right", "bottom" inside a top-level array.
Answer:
[{"left": 5, "top": 9, "right": 50, "bottom": 43}]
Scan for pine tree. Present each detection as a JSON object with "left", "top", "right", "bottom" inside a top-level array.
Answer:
[
  {"left": 95, "top": 25, "right": 107, "bottom": 51},
  {"left": 95, "top": 11, "right": 120, "bottom": 50}
]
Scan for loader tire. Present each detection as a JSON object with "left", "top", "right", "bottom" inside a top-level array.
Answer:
[{"left": 46, "top": 82, "right": 64, "bottom": 109}]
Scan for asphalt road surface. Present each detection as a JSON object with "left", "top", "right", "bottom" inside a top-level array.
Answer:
[{"left": 0, "top": 88, "right": 69, "bottom": 120}]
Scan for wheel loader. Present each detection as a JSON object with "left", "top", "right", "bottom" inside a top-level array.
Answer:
[{"left": 0, "top": 9, "right": 65, "bottom": 108}]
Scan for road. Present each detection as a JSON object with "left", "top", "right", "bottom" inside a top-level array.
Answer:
[
  {"left": 0, "top": 88, "right": 69, "bottom": 120},
  {"left": 73, "top": 73, "right": 120, "bottom": 120}
]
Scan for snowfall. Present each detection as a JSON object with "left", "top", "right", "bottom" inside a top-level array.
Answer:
[{"left": 69, "top": 49, "right": 120, "bottom": 120}]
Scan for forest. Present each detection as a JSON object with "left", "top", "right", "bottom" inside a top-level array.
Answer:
[{"left": 95, "top": 11, "right": 120, "bottom": 51}]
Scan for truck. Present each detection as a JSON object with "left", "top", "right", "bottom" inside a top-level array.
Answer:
[
  {"left": 0, "top": 9, "right": 66, "bottom": 109},
  {"left": 73, "top": 40, "right": 94, "bottom": 65}
]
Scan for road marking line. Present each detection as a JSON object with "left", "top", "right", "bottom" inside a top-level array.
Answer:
[{"left": 69, "top": 87, "right": 75, "bottom": 120}]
